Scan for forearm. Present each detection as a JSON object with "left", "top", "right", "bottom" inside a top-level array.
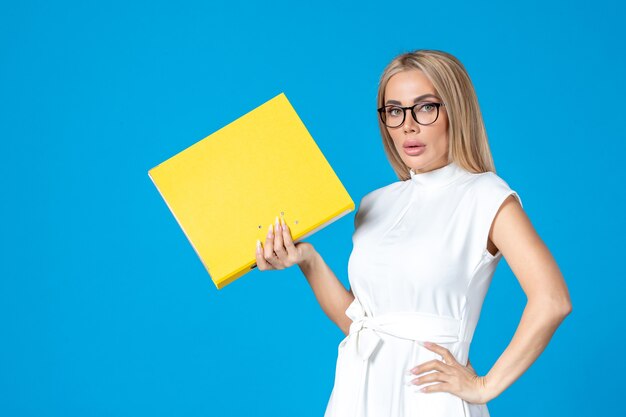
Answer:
[
  {"left": 298, "top": 246, "right": 354, "bottom": 335},
  {"left": 482, "top": 298, "right": 572, "bottom": 402}
]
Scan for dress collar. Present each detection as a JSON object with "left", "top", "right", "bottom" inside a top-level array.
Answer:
[{"left": 409, "top": 160, "right": 466, "bottom": 187}]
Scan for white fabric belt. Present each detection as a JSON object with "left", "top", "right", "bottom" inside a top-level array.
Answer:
[{"left": 329, "top": 297, "right": 463, "bottom": 417}]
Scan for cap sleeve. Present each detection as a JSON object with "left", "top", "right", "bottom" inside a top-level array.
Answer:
[
  {"left": 353, "top": 187, "right": 384, "bottom": 231},
  {"left": 352, "top": 193, "right": 372, "bottom": 241},
  {"left": 471, "top": 172, "right": 523, "bottom": 259}
]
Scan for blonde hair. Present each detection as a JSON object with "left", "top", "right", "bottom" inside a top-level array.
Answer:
[{"left": 377, "top": 49, "right": 496, "bottom": 180}]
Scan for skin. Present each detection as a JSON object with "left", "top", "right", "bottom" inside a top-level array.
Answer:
[
  {"left": 255, "top": 215, "right": 308, "bottom": 272},
  {"left": 254, "top": 69, "right": 573, "bottom": 404},
  {"left": 384, "top": 69, "right": 450, "bottom": 174}
]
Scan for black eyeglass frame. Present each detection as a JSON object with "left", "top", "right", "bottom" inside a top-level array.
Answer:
[{"left": 377, "top": 102, "right": 446, "bottom": 128}]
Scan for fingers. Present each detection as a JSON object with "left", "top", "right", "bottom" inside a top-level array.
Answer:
[
  {"left": 255, "top": 214, "right": 296, "bottom": 271},
  {"left": 409, "top": 346, "right": 486, "bottom": 401},
  {"left": 280, "top": 217, "right": 297, "bottom": 258},
  {"left": 411, "top": 359, "right": 450, "bottom": 376},
  {"left": 264, "top": 223, "right": 280, "bottom": 268},
  {"left": 411, "top": 370, "right": 451, "bottom": 386},
  {"left": 419, "top": 382, "right": 450, "bottom": 393},
  {"left": 273, "top": 216, "right": 288, "bottom": 260},
  {"left": 421, "top": 342, "right": 458, "bottom": 365},
  {"left": 255, "top": 237, "right": 274, "bottom": 271}
]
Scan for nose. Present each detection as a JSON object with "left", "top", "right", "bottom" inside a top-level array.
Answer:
[{"left": 403, "top": 110, "right": 420, "bottom": 133}]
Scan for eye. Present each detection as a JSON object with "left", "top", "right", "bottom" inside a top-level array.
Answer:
[
  {"left": 417, "top": 103, "right": 437, "bottom": 112},
  {"left": 386, "top": 107, "right": 402, "bottom": 117}
]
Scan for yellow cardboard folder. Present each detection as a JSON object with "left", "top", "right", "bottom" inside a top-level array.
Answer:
[{"left": 148, "top": 92, "right": 354, "bottom": 289}]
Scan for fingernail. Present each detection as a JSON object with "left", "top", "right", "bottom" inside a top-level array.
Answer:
[
  {"left": 275, "top": 215, "right": 281, "bottom": 232},
  {"left": 268, "top": 223, "right": 273, "bottom": 237},
  {"left": 405, "top": 369, "right": 413, "bottom": 375},
  {"left": 256, "top": 239, "right": 261, "bottom": 253}
]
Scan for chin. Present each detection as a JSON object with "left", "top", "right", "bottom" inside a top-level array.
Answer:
[{"left": 409, "top": 158, "right": 440, "bottom": 172}]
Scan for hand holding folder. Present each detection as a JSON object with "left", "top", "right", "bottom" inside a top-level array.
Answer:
[
  {"left": 254, "top": 213, "right": 314, "bottom": 272},
  {"left": 148, "top": 93, "right": 354, "bottom": 289}
]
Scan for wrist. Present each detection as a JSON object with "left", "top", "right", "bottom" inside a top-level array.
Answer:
[
  {"left": 480, "top": 374, "right": 497, "bottom": 403},
  {"left": 298, "top": 243, "right": 318, "bottom": 269}
]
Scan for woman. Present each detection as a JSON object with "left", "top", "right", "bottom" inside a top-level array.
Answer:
[{"left": 254, "top": 49, "right": 572, "bottom": 417}]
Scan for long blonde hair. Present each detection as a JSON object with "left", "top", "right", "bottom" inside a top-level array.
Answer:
[{"left": 377, "top": 49, "right": 496, "bottom": 180}]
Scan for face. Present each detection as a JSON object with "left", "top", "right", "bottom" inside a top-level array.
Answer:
[{"left": 383, "top": 69, "right": 449, "bottom": 174}]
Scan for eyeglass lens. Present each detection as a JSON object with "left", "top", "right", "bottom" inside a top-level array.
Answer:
[{"left": 382, "top": 103, "right": 440, "bottom": 127}]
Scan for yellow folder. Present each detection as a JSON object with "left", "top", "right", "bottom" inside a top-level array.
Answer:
[{"left": 148, "top": 92, "right": 354, "bottom": 289}]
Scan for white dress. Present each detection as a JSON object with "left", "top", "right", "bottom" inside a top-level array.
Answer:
[{"left": 324, "top": 161, "right": 522, "bottom": 417}]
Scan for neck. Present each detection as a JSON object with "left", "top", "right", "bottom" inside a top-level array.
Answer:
[
  {"left": 411, "top": 158, "right": 450, "bottom": 174},
  {"left": 408, "top": 160, "right": 466, "bottom": 188}
]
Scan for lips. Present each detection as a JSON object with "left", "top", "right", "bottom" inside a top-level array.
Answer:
[{"left": 403, "top": 140, "right": 426, "bottom": 148}]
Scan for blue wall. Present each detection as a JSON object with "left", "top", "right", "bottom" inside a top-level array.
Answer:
[{"left": 1, "top": 0, "right": 624, "bottom": 415}]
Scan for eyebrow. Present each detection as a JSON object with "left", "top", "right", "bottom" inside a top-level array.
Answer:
[{"left": 385, "top": 94, "right": 439, "bottom": 105}]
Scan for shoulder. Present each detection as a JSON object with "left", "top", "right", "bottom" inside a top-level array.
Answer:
[
  {"left": 469, "top": 170, "right": 512, "bottom": 191},
  {"left": 354, "top": 180, "right": 406, "bottom": 224},
  {"left": 465, "top": 171, "right": 519, "bottom": 202},
  {"left": 360, "top": 180, "right": 404, "bottom": 205},
  {"left": 466, "top": 171, "right": 523, "bottom": 215}
]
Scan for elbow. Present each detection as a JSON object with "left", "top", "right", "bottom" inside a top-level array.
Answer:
[
  {"left": 555, "top": 292, "right": 573, "bottom": 318},
  {"left": 551, "top": 299, "right": 573, "bottom": 322},
  {"left": 560, "top": 300, "right": 573, "bottom": 318},
  {"left": 546, "top": 301, "right": 572, "bottom": 327},
  {"left": 529, "top": 295, "right": 572, "bottom": 321}
]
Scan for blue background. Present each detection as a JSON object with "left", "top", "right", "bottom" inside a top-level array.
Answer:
[{"left": 2, "top": 0, "right": 624, "bottom": 416}]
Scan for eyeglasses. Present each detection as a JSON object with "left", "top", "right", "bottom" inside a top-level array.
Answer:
[{"left": 377, "top": 102, "right": 446, "bottom": 128}]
